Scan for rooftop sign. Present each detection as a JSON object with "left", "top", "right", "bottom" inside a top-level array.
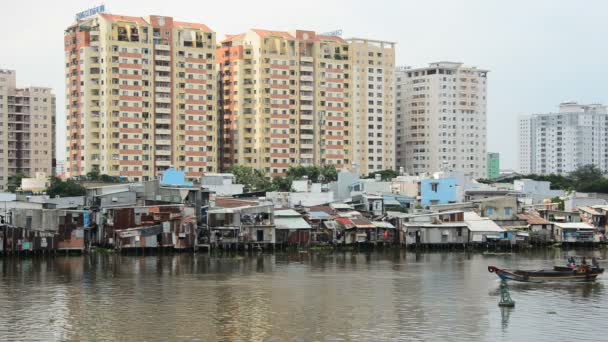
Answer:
[{"left": 75, "top": 4, "right": 106, "bottom": 21}]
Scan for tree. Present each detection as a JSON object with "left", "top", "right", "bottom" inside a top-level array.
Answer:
[
  {"left": 550, "top": 196, "right": 565, "bottom": 211},
  {"left": 571, "top": 164, "right": 603, "bottom": 187},
  {"left": 7, "top": 171, "right": 27, "bottom": 193},
  {"left": 365, "top": 169, "right": 399, "bottom": 181},
  {"left": 86, "top": 169, "right": 101, "bottom": 181},
  {"left": 320, "top": 165, "right": 338, "bottom": 182},
  {"left": 271, "top": 177, "right": 293, "bottom": 192},
  {"left": 47, "top": 177, "right": 86, "bottom": 198},
  {"left": 229, "top": 166, "right": 271, "bottom": 192}
]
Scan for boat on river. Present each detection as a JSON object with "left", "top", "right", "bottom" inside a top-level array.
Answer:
[{"left": 488, "top": 265, "right": 604, "bottom": 283}]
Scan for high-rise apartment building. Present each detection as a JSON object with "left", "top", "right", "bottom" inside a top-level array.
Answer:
[
  {"left": 487, "top": 152, "right": 499, "bottom": 179},
  {"left": 217, "top": 30, "right": 351, "bottom": 176},
  {"left": 518, "top": 102, "right": 608, "bottom": 175},
  {"left": 395, "top": 62, "right": 488, "bottom": 178},
  {"left": 64, "top": 14, "right": 217, "bottom": 182},
  {"left": 0, "top": 70, "right": 55, "bottom": 190},
  {"left": 347, "top": 38, "right": 396, "bottom": 175}
]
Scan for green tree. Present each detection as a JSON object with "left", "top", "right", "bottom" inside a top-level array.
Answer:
[
  {"left": 550, "top": 196, "right": 565, "bottom": 211},
  {"left": 365, "top": 169, "right": 399, "bottom": 181},
  {"left": 47, "top": 177, "right": 86, "bottom": 197},
  {"left": 571, "top": 164, "right": 603, "bottom": 187},
  {"left": 271, "top": 177, "right": 293, "bottom": 192},
  {"left": 229, "top": 166, "right": 271, "bottom": 192},
  {"left": 86, "top": 169, "right": 101, "bottom": 181},
  {"left": 7, "top": 171, "right": 27, "bottom": 193},
  {"left": 320, "top": 165, "right": 338, "bottom": 182}
]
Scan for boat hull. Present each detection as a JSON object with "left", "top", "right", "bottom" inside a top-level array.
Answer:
[{"left": 488, "top": 266, "right": 603, "bottom": 283}]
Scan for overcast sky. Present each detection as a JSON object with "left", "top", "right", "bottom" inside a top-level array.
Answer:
[{"left": 2, "top": 0, "right": 607, "bottom": 170}]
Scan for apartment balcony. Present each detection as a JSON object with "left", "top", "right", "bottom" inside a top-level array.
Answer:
[
  {"left": 300, "top": 114, "right": 313, "bottom": 121},
  {"left": 300, "top": 75, "right": 314, "bottom": 82},
  {"left": 300, "top": 95, "right": 313, "bottom": 101},
  {"left": 301, "top": 134, "right": 314, "bottom": 140},
  {"left": 300, "top": 85, "right": 314, "bottom": 91},
  {"left": 300, "top": 124, "right": 314, "bottom": 130},
  {"left": 300, "top": 65, "right": 314, "bottom": 72},
  {"left": 301, "top": 153, "right": 314, "bottom": 159},
  {"left": 155, "top": 107, "right": 171, "bottom": 114},
  {"left": 155, "top": 150, "right": 171, "bottom": 156},
  {"left": 155, "top": 128, "right": 171, "bottom": 135},
  {"left": 155, "top": 160, "right": 171, "bottom": 166},
  {"left": 300, "top": 104, "right": 313, "bottom": 111},
  {"left": 300, "top": 56, "right": 313, "bottom": 63},
  {"left": 155, "top": 96, "right": 171, "bottom": 104},
  {"left": 300, "top": 143, "right": 314, "bottom": 149},
  {"left": 155, "top": 75, "right": 171, "bottom": 82},
  {"left": 156, "top": 139, "right": 171, "bottom": 145},
  {"left": 155, "top": 55, "right": 171, "bottom": 61},
  {"left": 155, "top": 65, "right": 171, "bottom": 72},
  {"left": 155, "top": 118, "right": 171, "bottom": 124},
  {"left": 155, "top": 86, "right": 171, "bottom": 93},
  {"left": 155, "top": 44, "right": 170, "bottom": 51}
]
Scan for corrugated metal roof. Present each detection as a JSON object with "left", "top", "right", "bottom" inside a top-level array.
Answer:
[
  {"left": 308, "top": 211, "right": 332, "bottom": 220},
  {"left": 275, "top": 209, "right": 301, "bottom": 217},
  {"left": 335, "top": 218, "right": 355, "bottom": 229},
  {"left": 554, "top": 222, "right": 595, "bottom": 230},
  {"left": 337, "top": 211, "right": 362, "bottom": 218},
  {"left": 372, "top": 221, "right": 395, "bottom": 229},
  {"left": 517, "top": 213, "right": 550, "bottom": 225},
  {"left": 464, "top": 212, "right": 505, "bottom": 232},
  {"left": 383, "top": 199, "right": 401, "bottom": 206},
  {"left": 330, "top": 203, "right": 353, "bottom": 210},
  {"left": 274, "top": 217, "right": 311, "bottom": 230},
  {"left": 350, "top": 217, "right": 375, "bottom": 229}
]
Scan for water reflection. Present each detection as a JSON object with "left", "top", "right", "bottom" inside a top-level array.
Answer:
[{"left": 0, "top": 250, "right": 606, "bottom": 341}]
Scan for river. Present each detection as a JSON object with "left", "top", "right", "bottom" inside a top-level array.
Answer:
[{"left": 0, "top": 249, "right": 605, "bottom": 341}]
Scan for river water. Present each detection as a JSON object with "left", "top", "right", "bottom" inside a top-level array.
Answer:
[{"left": 0, "top": 249, "right": 605, "bottom": 341}]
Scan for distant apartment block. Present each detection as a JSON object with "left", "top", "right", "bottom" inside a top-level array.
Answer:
[
  {"left": 0, "top": 70, "right": 55, "bottom": 190},
  {"left": 64, "top": 14, "right": 217, "bottom": 182},
  {"left": 519, "top": 102, "right": 608, "bottom": 175},
  {"left": 217, "top": 29, "right": 352, "bottom": 176},
  {"left": 395, "top": 62, "right": 488, "bottom": 179},
  {"left": 487, "top": 152, "right": 499, "bottom": 179},
  {"left": 347, "top": 38, "right": 396, "bottom": 175}
]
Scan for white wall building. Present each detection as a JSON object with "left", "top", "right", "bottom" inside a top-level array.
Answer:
[
  {"left": 395, "top": 62, "right": 488, "bottom": 179},
  {"left": 518, "top": 102, "right": 608, "bottom": 175}
]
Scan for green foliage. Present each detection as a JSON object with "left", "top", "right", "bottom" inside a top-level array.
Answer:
[
  {"left": 229, "top": 165, "right": 271, "bottom": 192},
  {"left": 271, "top": 177, "right": 293, "bottom": 192},
  {"left": 47, "top": 177, "right": 86, "bottom": 198},
  {"left": 86, "top": 169, "right": 100, "bottom": 181},
  {"left": 365, "top": 169, "right": 399, "bottom": 181},
  {"left": 285, "top": 165, "right": 338, "bottom": 183},
  {"left": 551, "top": 196, "right": 565, "bottom": 211},
  {"left": 85, "top": 170, "right": 121, "bottom": 183},
  {"left": 7, "top": 171, "right": 27, "bottom": 192},
  {"left": 488, "top": 164, "right": 608, "bottom": 193},
  {"left": 227, "top": 165, "right": 339, "bottom": 193}
]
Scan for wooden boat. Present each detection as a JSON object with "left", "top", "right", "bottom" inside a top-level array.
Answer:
[{"left": 488, "top": 265, "right": 604, "bottom": 283}]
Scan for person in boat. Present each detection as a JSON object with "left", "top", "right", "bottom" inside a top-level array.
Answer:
[
  {"left": 567, "top": 256, "right": 577, "bottom": 269},
  {"left": 582, "top": 257, "right": 588, "bottom": 266},
  {"left": 592, "top": 257, "right": 599, "bottom": 268}
]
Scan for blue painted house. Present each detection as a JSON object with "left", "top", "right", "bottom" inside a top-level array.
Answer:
[
  {"left": 160, "top": 168, "right": 194, "bottom": 187},
  {"left": 420, "top": 178, "right": 457, "bottom": 207}
]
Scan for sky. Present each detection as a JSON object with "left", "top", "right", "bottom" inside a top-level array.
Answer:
[{"left": 1, "top": 0, "right": 607, "bottom": 170}]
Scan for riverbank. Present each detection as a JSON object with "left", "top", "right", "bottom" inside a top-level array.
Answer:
[{"left": 2, "top": 241, "right": 607, "bottom": 258}]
